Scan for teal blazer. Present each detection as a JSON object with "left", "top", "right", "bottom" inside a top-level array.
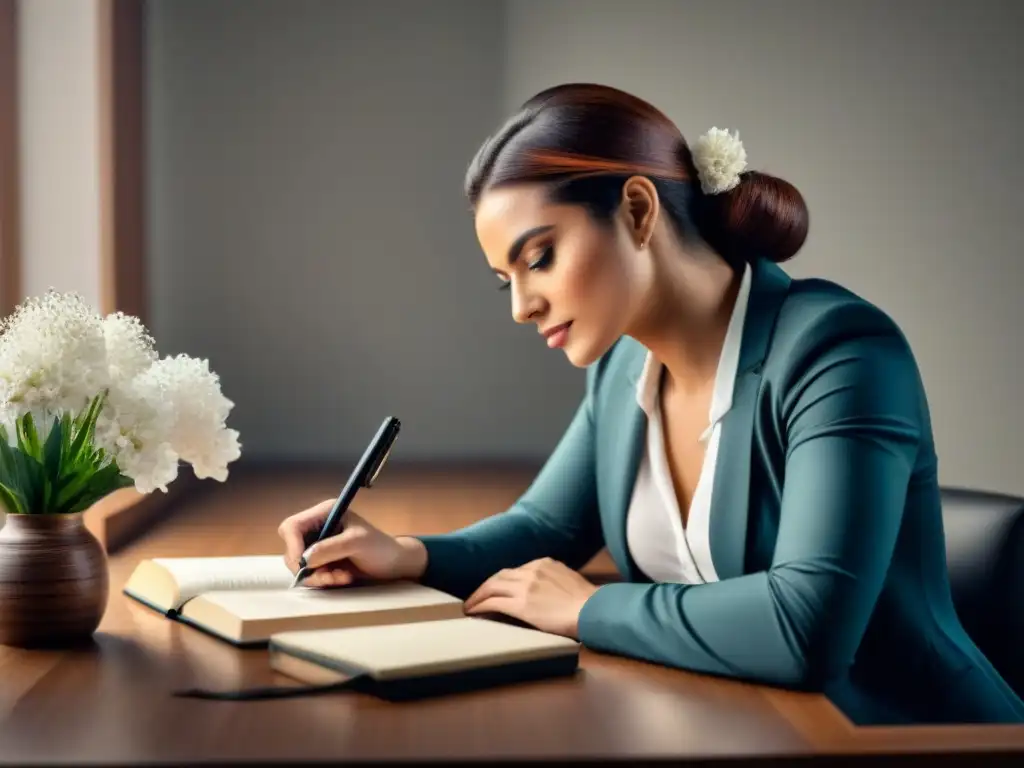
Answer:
[{"left": 415, "top": 258, "right": 1024, "bottom": 726}]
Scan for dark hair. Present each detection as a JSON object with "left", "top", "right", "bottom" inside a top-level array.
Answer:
[{"left": 464, "top": 83, "right": 808, "bottom": 268}]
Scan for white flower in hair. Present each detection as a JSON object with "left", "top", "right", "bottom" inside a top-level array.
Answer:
[{"left": 691, "top": 127, "right": 747, "bottom": 194}]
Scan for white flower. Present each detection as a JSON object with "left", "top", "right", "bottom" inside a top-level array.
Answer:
[
  {"left": 103, "top": 311, "right": 158, "bottom": 385},
  {"left": 0, "top": 290, "right": 241, "bottom": 506},
  {"left": 138, "top": 355, "right": 241, "bottom": 483},
  {"left": 94, "top": 378, "right": 179, "bottom": 494},
  {"left": 0, "top": 290, "right": 109, "bottom": 420},
  {"left": 691, "top": 127, "right": 747, "bottom": 194},
  {"left": 93, "top": 354, "right": 242, "bottom": 493}
]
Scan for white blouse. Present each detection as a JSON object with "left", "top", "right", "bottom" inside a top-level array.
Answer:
[{"left": 625, "top": 262, "right": 753, "bottom": 584}]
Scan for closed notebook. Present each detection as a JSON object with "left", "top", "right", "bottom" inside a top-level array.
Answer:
[
  {"left": 122, "top": 555, "right": 464, "bottom": 646},
  {"left": 174, "top": 616, "right": 581, "bottom": 701}
]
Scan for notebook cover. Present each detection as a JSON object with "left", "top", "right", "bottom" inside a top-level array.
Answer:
[{"left": 271, "top": 638, "right": 581, "bottom": 701}]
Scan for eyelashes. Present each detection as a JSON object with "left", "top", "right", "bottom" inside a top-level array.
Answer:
[
  {"left": 498, "top": 245, "right": 555, "bottom": 291},
  {"left": 531, "top": 244, "right": 555, "bottom": 271}
]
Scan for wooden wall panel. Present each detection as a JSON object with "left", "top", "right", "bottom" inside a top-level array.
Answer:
[
  {"left": 98, "top": 0, "right": 147, "bottom": 322},
  {"left": 0, "top": 0, "right": 19, "bottom": 319}
]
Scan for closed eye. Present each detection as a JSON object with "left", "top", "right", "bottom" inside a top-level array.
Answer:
[
  {"left": 529, "top": 244, "right": 554, "bottom": 271},
  {"left": 496, "top": 244, "right": 554, "bottom": 291}
]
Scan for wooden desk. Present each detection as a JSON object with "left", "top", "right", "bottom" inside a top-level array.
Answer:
[{"left": 1, "top": 465, "right": 1023, "bottom": 764}]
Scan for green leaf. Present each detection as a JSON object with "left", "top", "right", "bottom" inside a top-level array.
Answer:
[
  {"left": 67, "top": 393, "right": 104, "bottom": 466},
  {"left": 16, "top": 412, "right": 42, "bottom": 462},
  {"left": 0, "top": 440, "right": 26, "bottom": 500},
  {"left": 14, "top": 417, "right": 27, "bottom": 456},
  {"left": 85, "top": 461, "right": 128, "bottom": 493},
  {"left": 62, "top": 463, "right": 134, "bottom": 514},
  {"left": 0, "top": 439, "right": 45, "bottom": 513},
  {"left": 59, "top": 412, "right": 73, "bottom": 457},
  {"left": 0, "top": 480, "right": 26, "bottom": 515},
  {"left": 41, "top": 417, "right": 64, "bottom": 509},
  {"left": 21, "top": 458, "right": 44, "bottom": 513},
  {"left": 56, "top": 465, "right": 91, "bottom": 501},
  {"left": 0, "top": 437, "right": 13, "bottom": 475},
  {"left": 54, "top": 468, "right": 93, "bottom": 510},
  {"left": 67, "top": 495, "right": 101, "bottom": 514}
]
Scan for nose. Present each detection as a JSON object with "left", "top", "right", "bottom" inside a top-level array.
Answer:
[{"left": 510, "top": 281, "right": 545, "bottom": 324}]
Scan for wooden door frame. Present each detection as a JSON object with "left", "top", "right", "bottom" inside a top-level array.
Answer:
[
  {"left": 0, "top": 0, "right": 19, "bottom": 320},
  {"left": 98, "top": 0, "right": 148, "bottom": 323}
]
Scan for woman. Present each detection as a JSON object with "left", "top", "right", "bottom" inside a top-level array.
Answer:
[{"left": 278, "top": 83, "right": 1024, "bottom": 726}]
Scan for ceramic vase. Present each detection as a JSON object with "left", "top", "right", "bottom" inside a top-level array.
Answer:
[{"left": 0, "top": 511, "right": 109, "bottom": 647}]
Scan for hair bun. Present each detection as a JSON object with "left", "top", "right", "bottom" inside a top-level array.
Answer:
[{"left": 695, "top": 170, "right": 809, "bottom": 265}]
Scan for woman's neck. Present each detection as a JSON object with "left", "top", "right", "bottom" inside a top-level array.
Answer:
[{"left": 627, "top": 245, "right": 742, "bottom": 396}]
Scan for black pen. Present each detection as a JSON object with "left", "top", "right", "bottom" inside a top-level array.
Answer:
[{"left": 290, "top": 416, "right": 401, "bottom": 588}]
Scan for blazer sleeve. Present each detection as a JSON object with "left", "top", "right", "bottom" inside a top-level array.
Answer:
[
  {"left": 411, "top": 366, "right": 605, "bottom": 599},
  {"left": 576, "top": 306, "right": 924, "bottom": 690}
]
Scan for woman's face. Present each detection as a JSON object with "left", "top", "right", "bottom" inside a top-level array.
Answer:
[{"left": 473, "top": 181, "right": 652, "bottom": 368}]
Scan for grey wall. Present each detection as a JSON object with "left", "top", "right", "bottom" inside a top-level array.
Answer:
[
  {"left": 147, "top": 0, "right": 1023, "bottom": 495},
  {"left": 146, "top": 0, "right": 586, "bottom": 465}
]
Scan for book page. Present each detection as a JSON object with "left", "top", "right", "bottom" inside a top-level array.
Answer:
[
  {"left": 198, "top": 581, "right": 461, "bottom": 621},
  {"left": 152, "top": 555, "right": 295, "bottom": 607}
]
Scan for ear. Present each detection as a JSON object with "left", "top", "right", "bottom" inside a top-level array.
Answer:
[{"left": 619, "top": 176, "right": 659, "bottom": 249}]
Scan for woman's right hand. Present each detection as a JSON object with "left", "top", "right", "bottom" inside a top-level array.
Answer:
[{"left": 277, "top": 498, "right": 428, "bottom": 588}]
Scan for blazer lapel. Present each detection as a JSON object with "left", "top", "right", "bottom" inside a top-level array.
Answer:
[
  {"left": 600, "top": 348, "right": 648, "bottom": 582},
  {"left": 707, "top": 366, "right": 760, "bottom": 579},
  {"left": 708, "top": 259, "right": 791, "bottom": 580}
]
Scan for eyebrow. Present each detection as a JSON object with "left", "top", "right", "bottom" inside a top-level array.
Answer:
[{"left": 506, "top": 224, "right": 555, "bottom": 266}]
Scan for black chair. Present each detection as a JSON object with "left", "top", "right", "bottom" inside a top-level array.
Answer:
[{"left": 940, "top": 486, "right": 1024, "bottom": 697}]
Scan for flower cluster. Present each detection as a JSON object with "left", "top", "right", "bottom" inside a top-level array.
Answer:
[
  {"left": 691, "top": 127, "right": 747, "bottom": 195},
  {"left": 0, "top": 290, "right": 240, "bottom": 512}
]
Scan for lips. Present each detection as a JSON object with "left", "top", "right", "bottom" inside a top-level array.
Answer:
[
  {"left": 541, "top": 321, "right": 572, "bottom": 339},
  {"left": 542, "top": 321, "right": 572, "bottom": 349}
]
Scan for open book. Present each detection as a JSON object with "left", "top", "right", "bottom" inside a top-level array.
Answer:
[
  {"left": 174, "top": 616, "right": 581, "bottom": 701},
  {"left": 122, "top": 555, "right": 465, "bottom": 646}
]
